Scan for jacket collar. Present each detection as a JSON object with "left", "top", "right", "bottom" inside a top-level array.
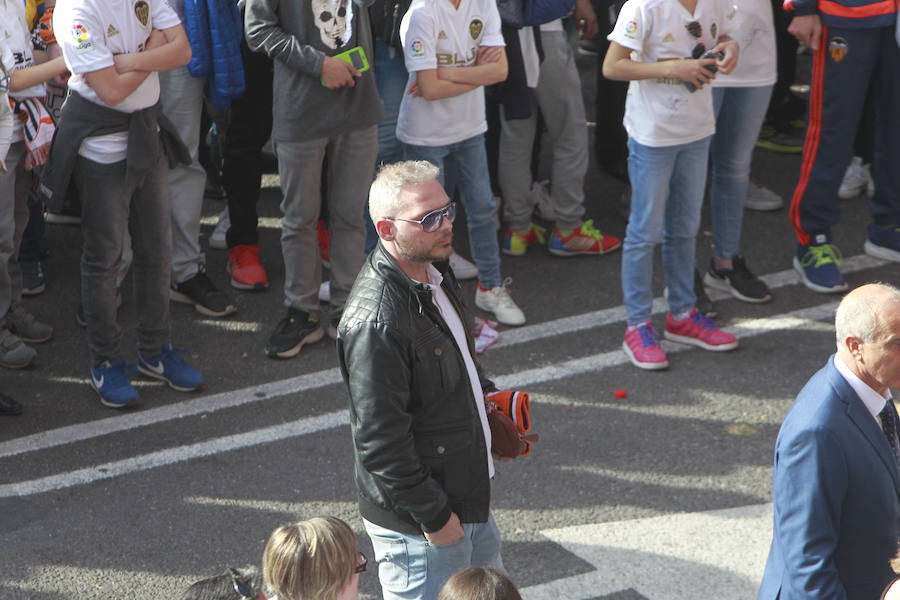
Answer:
[{"left": 828, "top": 355, "right": 900, "bottom": 497}]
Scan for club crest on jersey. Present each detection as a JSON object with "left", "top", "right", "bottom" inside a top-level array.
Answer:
[
  {"left": 829, "top": 37, "right": 848, "bottom": 62},
  {"left": 134, "top": 0, "right": 150, "bottom": 27},
  {"left": 71, "top": 22, "right": 94, "bottom": 54},
  {"left": 469, "top": 19, "right": 483, "bottom": 40}
]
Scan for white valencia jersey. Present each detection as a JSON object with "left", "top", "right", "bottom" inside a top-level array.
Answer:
[
  {"left": 54, "top": 0, "right": 180, "bottom": 161},
  {"left": 712, "top": 0, "right": 775, "bottom": 87},
  {"left": 1, "top": 0, "right": 47, "bottom": 141},
  {"left": 609, "top": 0, "right": 734, "bottom": 147},
  {"left": 397, "top": 0, "right": 505, "bottom": 146}
]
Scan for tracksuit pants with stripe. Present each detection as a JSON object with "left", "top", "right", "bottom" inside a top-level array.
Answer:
[{"left": 789, "top": 25, "right": 900, "bottom": 245}]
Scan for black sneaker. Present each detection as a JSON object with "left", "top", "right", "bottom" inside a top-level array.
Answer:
[
  {"left": 704, "top": 256, "right": 772, "bottom": 303},
  {"left": 171, "top": 270, "right": 237, "bottom": 318},
  {"left": 693, "top": 268, "right": 717, "bottom": 318},
  {"left": 266, "top": 308, "right": 325, "bottom": 358}
]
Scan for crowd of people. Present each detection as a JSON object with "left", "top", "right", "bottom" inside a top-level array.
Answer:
[{"left": 1, "top": 0, "right": 897, "bottom": 409}]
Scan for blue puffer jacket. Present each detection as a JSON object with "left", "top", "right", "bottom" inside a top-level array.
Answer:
[
  {"left": 184, "top": 0, "right": 245, "bottom": 109},
  {"left": 783, "top": 0, "right": 898, "bottom": 29}
]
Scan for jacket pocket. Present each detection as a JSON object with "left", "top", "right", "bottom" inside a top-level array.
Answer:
[
  {"left": 415, "top": 428, "right": 473, "bottom": 500},
  {"left": 412, "top": 328, "right": 463, "bottom": 394}
]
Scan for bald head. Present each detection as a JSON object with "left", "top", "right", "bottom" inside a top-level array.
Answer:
[{"left": 835, "top": 283, "right": 900, "bottom": 346}]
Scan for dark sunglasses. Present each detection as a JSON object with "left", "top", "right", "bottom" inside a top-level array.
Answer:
[
  {"left": 228, "top": 567, "right": 255, "bottom": 599},
  {"left": 356, "top": 551, "right": 368, "bottom": 574},
  {"left": 384, "top": 202, "right": 456, "bottom": 233}
]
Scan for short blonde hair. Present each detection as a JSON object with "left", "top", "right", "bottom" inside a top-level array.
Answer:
[
  {"left": 369, "top": 160, "right": 440, "bottom": 223},
  {"left": 262, "top": 516, "right": 358, "bottom": 600}
]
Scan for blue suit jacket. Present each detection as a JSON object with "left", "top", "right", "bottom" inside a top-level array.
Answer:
[{"left": 758, "top": 356, "right": 900, "bottom": 600}]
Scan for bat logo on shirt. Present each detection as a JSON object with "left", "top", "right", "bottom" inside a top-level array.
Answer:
[
  {"left": 134, "top": 0, "right": 150, "bottom": 27},
  {"left": 469, "top": 19, "right": 483, "bottom": 40}
]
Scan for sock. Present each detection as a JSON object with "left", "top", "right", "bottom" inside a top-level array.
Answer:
[{"left": 672, "top": 310, "right": 692, "bottom": 321}]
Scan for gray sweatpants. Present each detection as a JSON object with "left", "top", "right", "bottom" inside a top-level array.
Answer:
[
  {"left": 74, "top": 153, "right": 171, "bottom": 364},
  {"left": 275, "top": 125, "right": 378, "bottom": 315},
  {"left": 498, "top": 30, "right": 589, "bottom": 232}
]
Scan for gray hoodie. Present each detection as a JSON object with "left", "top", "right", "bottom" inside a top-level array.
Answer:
[{"left": 245, "top": 0, "right": 384, "bottom": 142}]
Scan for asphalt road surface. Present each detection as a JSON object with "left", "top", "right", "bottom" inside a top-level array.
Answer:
[{"left": 2, "top": 44, "right": 896, "bottom": 600}]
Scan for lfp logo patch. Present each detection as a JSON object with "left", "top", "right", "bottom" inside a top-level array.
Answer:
[
  {"left": 72, "top": 22, "right": 94, "bottom": 53},
  {"left": 625, "top": 21, "right": 638, "bottom": 35},
  {"left": 410, "top": 39, "right": 425, "bottom": 58}
]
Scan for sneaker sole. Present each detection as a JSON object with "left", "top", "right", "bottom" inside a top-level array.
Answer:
[
  {"left": 170, "top": 288, "right": 238, "bottom": 318},
  {"left": 744, "top": 199, "right": 784, "bottom": 212},
  {"left": 266, "top": 327, "right": 325, "bottom": 359},
  {"left": 0, "top": 352, "right": 36, "bottom": 369},
  {"left": 664, "top": 330, "right": 738, "bottom": 351},
  {"left": 755, "top": 140, "right": 803, "bottom": 154},
  {"left": 702, "top": 272, "right": 772, "bottom": 304},
  {"left": 864, "top": 240, "right": 900, "bottom": 263},
  {"left": 137, "top": 363, "right": 204, "bottom": 392},
  {"left": 230, "top": 278, "right": 270, "bottom": 291},
  {"left": 474, "top": 299, "right": 526, "bottom": 326},
  {"left": 92, "top": 381, "right": 139, "bottom": 408},
  {"left": 501, "top": 246, "right": 527, "bottom": 257},
  {"left": 548, "top": 241, "right": 623, "bottom": 257},
  {"left": 621, "top": 341, "right": 669, "bottom": 370},
  {"left": 792, "top": 257, "right": 848, "bottom": 294},
  {"left": 22, "top": 283, "right": 46, "bottom": 296}
]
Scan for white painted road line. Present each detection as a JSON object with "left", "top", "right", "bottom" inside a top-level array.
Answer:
[
  {"left": 521, "top": 503, "right": 773, "bottom": 600},
  {"left": 3, "top": 254, "right": 883, "bottom": 460},
  {"left": 1, "top": 302, "right": 838, "bottom": 498}
]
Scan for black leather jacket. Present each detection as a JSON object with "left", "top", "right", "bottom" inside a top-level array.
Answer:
[{"left": 337, "top": 244, "right": 495, "bottom": 536}]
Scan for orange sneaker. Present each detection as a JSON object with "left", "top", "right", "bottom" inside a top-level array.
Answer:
[
  {"left": 228, "top": 245, "right": 269, "bottom": 290},
  {"left": 549, "top": 219, "right": 622, "bottom": 256}
]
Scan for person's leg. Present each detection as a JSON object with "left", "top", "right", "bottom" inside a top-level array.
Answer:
[
  {"left": 364, "top": 519, "right": 487, "bottom": 600},
  {"left": 0, "top": 143, "right": 25, "bottom": 319},
  {"left": 662, "top": 137, "right": 711, "bottom": 317},
  {"left": 129, "top": 153, "right": 173, "bottom": 358},
  {"left": 325, "top": 125, "right": 378, "bottom": 317},
  {"left": 621, "top": 138, "right": 675, "bottom": 326},
  {"left": 468, "top": 513, "right": 505, "bottom": 573},
  {"left": 595, "top": 3, "right": 629, "bottom": 181},
  {"left": 710, "top": 85, "right": 773, "bottom": 260},
  {"left": 534, "top": 30, "right": 588, "bottom": 232},
  {"left": 75, "top": 157, "right": 131, "bottom": 365},
  {"left": 7, "top": 148, "right": 31, "bottom": 311},
  {"left": 368, "top": 37, "right": 408, "bottom": 254},
  {"left": 19, "top": 187, "right": 45, "bottom": 295},
  {"left": 498, "top": 99, "right": 539, "bottom": 233},
  {"left": 276, "top": 138, "right": 328, "bottom": 314},
  {"left": 223, "top": 40, "right": 273, "bottom": 250},
  {"left": 159, "top": 66, "right": 207, "bottom": 285}
]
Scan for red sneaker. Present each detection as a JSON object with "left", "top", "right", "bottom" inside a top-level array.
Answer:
[
  {"left": 228, "top": 245, "right": 269, "bottom": 291},
  {"left": 665, "top": 309, "right": 738, "bottom": 351},
  {"left": 622, "top": 322, "right": 669, "bottom": 370}
]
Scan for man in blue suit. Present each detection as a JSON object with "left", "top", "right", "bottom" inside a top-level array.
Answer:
[{"left": 759, "top": 282, "right": 900, "bottom": 600}]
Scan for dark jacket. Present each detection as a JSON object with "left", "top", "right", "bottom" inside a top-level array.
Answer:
[{"left": 338, "top": 244, "right": 495, "bottom": 536}]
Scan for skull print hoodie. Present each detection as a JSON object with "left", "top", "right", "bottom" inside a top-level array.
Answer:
[{"left": 245, "top": 0, "right": 384, "bottom": 141}]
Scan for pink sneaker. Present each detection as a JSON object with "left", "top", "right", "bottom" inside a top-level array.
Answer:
[
  {"left": 665, "top": 309, "right": 738, "bottom": 351},
  {"left": 622, "top": 322, "right": 669, "bottom": 370}
]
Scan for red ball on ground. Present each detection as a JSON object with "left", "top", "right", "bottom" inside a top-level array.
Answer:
[{"left": 614, "top": 389, "right": 627, "bottom": 399}]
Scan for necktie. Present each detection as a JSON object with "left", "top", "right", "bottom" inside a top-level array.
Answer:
[{"left": 878, "top": 398, "right": 900, "bottom": 469}]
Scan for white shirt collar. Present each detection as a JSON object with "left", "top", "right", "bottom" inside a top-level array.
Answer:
[
  {"left": 833, "top": 354, "right": 892, "bottom": 422},
  {"left": 412, "top": 264, "right": 444, "bottom": 289}
]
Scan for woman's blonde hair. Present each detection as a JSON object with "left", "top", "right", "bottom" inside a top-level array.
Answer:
[
  {"left": 437, "top": 567, "right": 522, "bottom": 600},
  {"left": 262, "top": 516, "right": 358, "bottom": 600}
]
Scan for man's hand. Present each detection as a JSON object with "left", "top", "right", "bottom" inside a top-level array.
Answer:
[
  {"left": 670, "top": 57, "right": 717, "bottom": 90},
  {"left": 787, "top": 14, "right": 822, "bottom": 50},
  {"left": 321, "top": 56, "right": 359, "bottom": 89},
  {"left": 424, "top": 512, "right": 465, "bottom": 545},
  {"left": 574, "top": 0, "right": 599, "bottom": 40}
]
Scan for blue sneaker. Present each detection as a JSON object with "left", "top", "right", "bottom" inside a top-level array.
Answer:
[
  {"left": 864, "top": 223, "right": 900, "bottom": 263},
  {"left": 90, "top": 360, "right": 140, "bottom": 409},
  {"left": 138, "top": 345, "right": 205, "bottom": 391},
  {"left": 793, "top": 234, "right": 848, "bottom": 294}
]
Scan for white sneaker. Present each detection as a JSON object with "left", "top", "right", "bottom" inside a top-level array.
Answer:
[
  {"left": 745, "top": 177, "right": 783, "bottom": 211},
  {"left": 475, "top": 278, "right": 526, "bottom": 326},
  {"left": 838, "top": 156, "right": 870, "bottom": 200},
  {"left": 449, "top": 251, "right": 478, "bottom": 280},
  {"left": 318, "top": 281, "right": 331, "bottom": 303},
  {"left": 532, "top": 180, "right": 555, "bottom": 221},
  {"left": 209, "top": 208, "right": 230, "bottom": 250}
]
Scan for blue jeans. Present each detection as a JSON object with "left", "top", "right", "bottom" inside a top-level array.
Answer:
[
  {"left": 366, "top": 36, "right": 408, "bottom": 254},
  {"left": 710, "top": 85, "right": 773, "bottom": 260},
  {"left": 364, "top": 514, "right": 504, "bottom": 600},
  {"left": 623, "top": 136, "right": 712, "bottom": 324},
  {"left": 404, "top": 134, "right": 501, "bottom": 288}
]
